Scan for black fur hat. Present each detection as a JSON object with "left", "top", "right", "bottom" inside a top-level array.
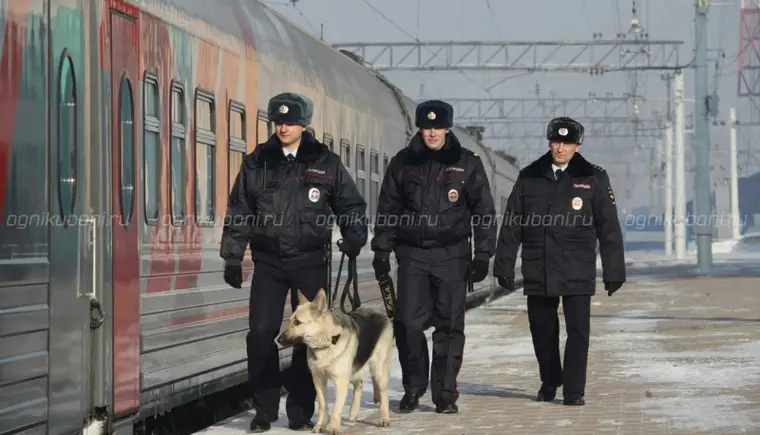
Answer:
[
  {"left": 547, "top": 116, "right": 584, "bottom": 144},
  {"left": 267, "top": 92, "right": 313, "bottom": 125},
  {"left": 415, "top": 100, "right": 454, "bottom": 129}
]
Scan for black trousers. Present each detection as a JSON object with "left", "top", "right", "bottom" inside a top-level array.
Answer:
[
  {"left": 395, "top": 251, "right": 467, "bottom": 405},
  {"left": 246, "top": 260, "right": 326, "bottom": 424},
  {"left": 527, "top": 294, "right": 591, "bottom": 397}
]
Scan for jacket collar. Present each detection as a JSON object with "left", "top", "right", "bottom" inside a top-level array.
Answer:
[
  {"left": 405, "top": 131, "right": 462, "bottom": 165},
  {"left": 522, "top": 151, "right": 596, "bottom": 179},
  {"left": 254, "top": 130, "right": 326, "bottom": 166}
]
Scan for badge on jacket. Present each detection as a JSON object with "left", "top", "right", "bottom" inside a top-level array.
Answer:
[
  {"left": 308, "top": 187, "right": 321, "bottom": 202},
  {"left": 448, "top": 189, "right": 459, "bottom": 202},
  {"left": 572, "top": 197, "right": 583, "bottom": 210},
  {"left": 607, "top": 186, "right": 615, "bottom": 205}
]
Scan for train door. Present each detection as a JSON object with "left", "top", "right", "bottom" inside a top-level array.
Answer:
[
  {"left": 46, "top": 4, "right": 92, "bottom": 433},
  {"left": 109, "top": 5, "right": 141, "bottom": 419}
]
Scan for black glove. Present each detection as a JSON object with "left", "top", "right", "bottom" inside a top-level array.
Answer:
[
  {"left": 471, "top": 256, "right": 489, "bottom": 283},
  {"left": 372, "top": 252, "right": 391, "bottom": 281},
  {"left": 605, "top": 281, "right": 623, "bottom": 296},
  {"left": 224, "top": 264, "right": 243, "bottom": 289},
  {"left": 497, "top": 276, "right": 515, "bottom": 291},
  {"left": 337, "top": 239, "right": 362, "bottom": 257}
]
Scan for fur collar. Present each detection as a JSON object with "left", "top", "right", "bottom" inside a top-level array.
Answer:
[
  {"left": 405, "top": 131, "right": 462, "bottom": 165},
  {"left": 253, "top": 130, "right": 327, "bottom": 166},
  {"left": 521, "top": 151, "right": 597, "bottom": 179}
]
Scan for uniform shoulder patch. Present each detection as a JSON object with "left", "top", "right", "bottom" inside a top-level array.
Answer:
[{"left": 592, "top": 164, "right": 606, "bottom": 173}]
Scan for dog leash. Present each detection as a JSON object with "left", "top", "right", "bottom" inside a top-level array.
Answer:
[{"left": 332, "top": 239, "right": 361, "bottom": 314}]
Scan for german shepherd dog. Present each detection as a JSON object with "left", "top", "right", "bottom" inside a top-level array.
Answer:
[{"left": 276, "top": 288, "right": 393, "bottom": 434}]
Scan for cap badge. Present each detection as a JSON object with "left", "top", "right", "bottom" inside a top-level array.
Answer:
[
  {"left": 279, "top": 104, "right": 289, "bottom": 114},
  {"left": 559, "top": 128, "right": 568, "bottom": 136},
  {"left": 427, "top": 111, "right": 436, "bottom": 120}
]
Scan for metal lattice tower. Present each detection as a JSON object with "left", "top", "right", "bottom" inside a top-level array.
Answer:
[{"left": 738, "top": 0, "right": 760, "bottom": 125}]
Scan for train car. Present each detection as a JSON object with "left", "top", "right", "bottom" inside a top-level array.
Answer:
[{"left": 0, "top": 1, "right": 521, "bottom": 434}]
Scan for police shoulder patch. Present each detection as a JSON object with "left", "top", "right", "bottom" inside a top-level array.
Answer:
[{"left": 592, "top": 164, "right": 606, "bottom": 173}]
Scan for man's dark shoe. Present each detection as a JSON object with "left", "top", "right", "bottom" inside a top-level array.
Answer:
[
  {"left": 398, "top": 393, "right": 420, "bottom": 412},
  {"left": 563, "top": 395, "right": 585, "bottom": 406},
  {"left": 249, "top": 412, "right": 277, "bottom": 433},
  {"left": 287, "top": 420, "right": 314, "bottom": 431},
  {"left": 435, "top": 402, "right": 458, "bottom": 414},
  {"left": 534, "top": 385, "right": 557, "bottom": 402}
]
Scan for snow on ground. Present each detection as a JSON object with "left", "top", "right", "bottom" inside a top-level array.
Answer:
[{"left": 596, "top": 279, "right": 760, "bottom": 433}]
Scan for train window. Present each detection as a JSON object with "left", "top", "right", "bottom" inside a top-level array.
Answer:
[
  {"left": 323, "top": 134, "right": 334, "bottom": 152},
  {"left": 229, "top": 101, "right": 247, "bottom": 193},
  {"left": 143, "top": 74, "right": 160, "bottom": 225},
  {"left": 118, "top": 73, "right": 135, "bottom": 226},
  {"left": 170, "top": 81, "right": 186, "bottom": 225},
  {"left": 195, "top": 89, "right": 216, "bottom": 226},
  {"left": 257, "top": 111, "right": 270, "bottom": 145},
  {"left": 340, "top": 140, "right": 351, "bottom": 168},
  {"left": 57, "top": 51, "right": 78, "bottom": 223},
  {"left": 370, "top": 151, "right": 379, "bottom": 174},
  {"left": 356, "top": 146, "right": 365, "bottom": 172}
]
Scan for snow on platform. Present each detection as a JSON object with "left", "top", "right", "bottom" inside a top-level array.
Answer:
[{"left": 196, "top": 261, "right": 760, "bottom": 434}]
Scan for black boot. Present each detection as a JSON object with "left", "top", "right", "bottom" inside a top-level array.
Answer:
[
  {"left": 563, "top": 394, "right": 585, "bottom": 406},
  {"left": 534, "top": 385, "right": 557, "bottom": 402},
  {"left": 249, "top": 410, "right": 277, "bottom": 433},
  {"left": 435, "top": 402, "right": 458, "bottom": 414},
  {"left": 287, "top": 420, "right": 314, "bottom": 431},
  {"left": 398, "top": 393, "right": 420, "bottom": 413}
]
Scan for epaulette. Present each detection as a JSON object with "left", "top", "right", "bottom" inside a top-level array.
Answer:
[
  {"left": 592, "top": 164, "right": 606, "bottom": 173},
  {"left": 462, "top": 148, "right": 478, "bottom": 157}
]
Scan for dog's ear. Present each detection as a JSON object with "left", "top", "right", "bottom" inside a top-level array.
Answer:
[
  {"left": 297, "top": 290, "right": 310, "bottom": 305},
  {"left": 313, "top": 288, "right": 327, "bottom": 312}
]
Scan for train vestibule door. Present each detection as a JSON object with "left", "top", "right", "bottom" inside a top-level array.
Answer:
[{"left": 108, "top": 5, "right": 141, "bottom": 419}]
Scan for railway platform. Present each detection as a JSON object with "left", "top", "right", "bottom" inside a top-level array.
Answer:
[{"left": 195, "top": 258, "right": 760, "bottom": 434}]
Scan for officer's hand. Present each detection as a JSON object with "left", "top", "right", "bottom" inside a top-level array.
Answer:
[
  {"left": 372, "top": 252, "right": 391, "bottom": 281},
  {"left": 471, "top": 257, "right": 489, "bottom": 283},
  {"left": 224, "top": 264, "right": 243, "bottom": 289},
  {"left": 497, "top": 276, "right": 515, "bottom": 291},
  {"left": 337, "top": 239, "right": 362, "bottom": 258},
  {"left": 605, "top": 281, "right": 623, "bottom": 296}
]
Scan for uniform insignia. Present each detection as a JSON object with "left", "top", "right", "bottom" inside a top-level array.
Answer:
[
  {"left": 607, "top": 185, "right": 615, "bottom": 204},
  {"left": 571, "top": 196, "right": 583, "bottom": 210},
  {"left": 593, "top": 164, "right": 606, "bottom": 173},
  {"left": 558, "top": 128, "right": 568, "bottom": 136},
  {"left": 308, "top": 187, "right": 320, "bottom": 202},
  {"left": 573, "top": 183, "right": 591, "bottom": 189},
  {"left": 427, "top": 111, "right": 436, "bottom": 120},
  {"left": 448, "top": 189, "right": 459, "bottom": 202},
  {"left": 279, "top": 104, "right": 289, "bottom": 114}
]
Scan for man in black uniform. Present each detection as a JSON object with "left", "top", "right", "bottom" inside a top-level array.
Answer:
[
  {"left": 371, "top": 100, "right": 497, "bottom": 414},
  {"left": 493, "top": 116, "right": 626, "bottom": 406},
  {"left": 220, "top": 92, "right": 368, "bottom": 432}
]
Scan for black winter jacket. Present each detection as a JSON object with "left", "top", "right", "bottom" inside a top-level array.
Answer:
[
  {"left": 493, "top": 152, "right": 626, "bottom": 296},
  {"left": 220, "top": 131, "right": 367, "bottom": 265},
  {"left": 371, "top": 131, "right": 497, "bottom": 260}
]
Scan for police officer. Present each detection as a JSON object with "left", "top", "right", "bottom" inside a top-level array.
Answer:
[
  {"left": 220, "top": 92, "right": 368, "bottom": 432},
  {"left": 371, "top": 100, "right": 497, "bottom": 414},
  {"left": 493, "top": 116, "right": 626, "bottom": 406}
]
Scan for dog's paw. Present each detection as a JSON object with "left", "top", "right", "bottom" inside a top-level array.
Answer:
[
  {"left": 311, "top": 426, "right": 323, "bottom": 433},
  {"left": 376, "top": 418, "right": 390, "bottom": 428},
  {"left": 325, "top": 425, "right": 342, "bottom": 435},
  {"left": 347, "top": 415, "right": 357, "bottom": 423}
]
